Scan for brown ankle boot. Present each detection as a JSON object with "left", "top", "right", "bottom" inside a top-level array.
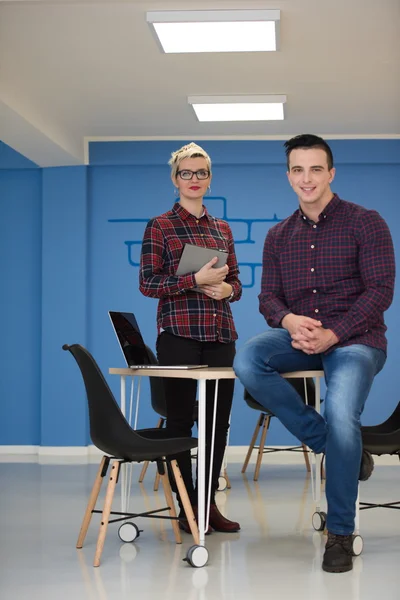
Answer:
[{"left": 208, "top": 504, "right": 240, "bottom": 532}]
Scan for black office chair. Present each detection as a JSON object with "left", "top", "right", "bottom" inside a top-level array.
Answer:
[
  {"left": 242, "top": 378, "right": 320, "bottom": 481},
  {"left": 360, "top": 401, "right": 400, "bottom": 512},
  {"left": 63, "top": 343, "right": 200, "bottom": 567}
]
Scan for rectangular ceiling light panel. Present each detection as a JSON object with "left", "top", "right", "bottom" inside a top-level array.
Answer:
[
  {"left": 188, "top": 95, "right": 286, "bottom": 122},
  {"left": 147, "top": 10, "right": 280, "bottom": 53}
]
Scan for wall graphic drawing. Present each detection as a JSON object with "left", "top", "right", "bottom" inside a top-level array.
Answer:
[{"left": 109, "top": 197, "right": 283, "bottom": 288}]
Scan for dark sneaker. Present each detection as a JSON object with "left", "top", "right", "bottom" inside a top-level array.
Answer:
[
  {"left": 359, "top": 449, "right": 374, "bottom": 481},
  {"left": 322, "top": 532, "right": 353, "bottom": 573}
]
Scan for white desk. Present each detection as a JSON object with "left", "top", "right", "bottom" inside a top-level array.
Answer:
[
  {"left": 110, "top": 367, "right": 324, "bottom": 565},
  {"left": 109, "top": 366, "right": 236, "bottom": 558}
]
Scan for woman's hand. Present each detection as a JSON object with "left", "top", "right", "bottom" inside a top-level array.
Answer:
[
  {"left": 198, "top": 282, "right": 232, "bottom": 300},
  {"left": 194, "top": 257, "right": 229, "bottom": 286}
]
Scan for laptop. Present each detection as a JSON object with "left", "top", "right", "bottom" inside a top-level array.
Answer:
[{"left": 108, "top": 311, "right": 208, "bottom": 370}]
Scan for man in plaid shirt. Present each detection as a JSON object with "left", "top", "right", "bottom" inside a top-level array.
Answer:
[{"left": 234, "top": 134, "right": 395, "bottom": 573}]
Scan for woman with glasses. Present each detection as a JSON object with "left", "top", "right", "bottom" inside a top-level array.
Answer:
[{"left": 139, "top": 142, "right": 242, "bottom": 533}]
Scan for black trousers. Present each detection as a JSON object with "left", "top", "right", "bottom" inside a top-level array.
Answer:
[{"left": 156, "top": 331, "right": 236, "bottom": 509}]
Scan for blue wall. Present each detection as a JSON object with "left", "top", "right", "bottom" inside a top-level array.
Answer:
[
  {"left": 0, "top": 141, "right": 39, "bottom": 170},
  {"left": 41, "top": 167, "right": 89, "bottom": 445},
  {"left": 0, "top": 168, "right": 42, "bottom": 444},
  {"left": 1, "top": 139, "right": 400, "bottom": 447}
]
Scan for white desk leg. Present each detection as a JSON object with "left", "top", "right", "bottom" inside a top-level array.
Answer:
[
  {"left": 208, "top": 380, "right": 219, "bottom": 507},
  {"left": 197, "top": 379, "right": 206, "bottom": 547},
  {"left": 120, "top": 376, "right": 127, "bottom": 513},
  {"left": 355, "top": 486, "right": 360, "bottom": 534},
  {"left": 121, "top": 375, "right": 126, "bottom": 416},
  {"left": 314, "top": 376, "right": 322, "bottom": 511},
  {"left": 219, "top": 412, "right": 230, "bottom": 490},
  {"left": 126, "top": 377, "right": 137, "bottom": 513},
  {"left": 315, "top": 376, "right": 321, "bottom": 419}
]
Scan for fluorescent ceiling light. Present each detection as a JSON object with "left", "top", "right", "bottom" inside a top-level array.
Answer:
[
  {"left": 147, "top": 10, "right": 280, "bottom": 53},
  {"left": 188, "top": 96, "right": 286, "bottom": 122}
]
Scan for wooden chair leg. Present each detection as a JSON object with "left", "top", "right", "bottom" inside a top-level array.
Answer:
[
  {"left": 170, "top": 460, "right": 199, "bottom": 546},
  {"left": 76, "top": 456, "right": 108, "bottom": 549},
  {"left": 93, "top": 460, "right": 120, "bottom": 567},
  {"left": 154, "top": 471, "right": 161, "bottom": 492},
  {"left": 242, "top": 413, "right": 263, "bottom": 474},
  {"left": 159, "top": 461, "right": 182, "bottom": 544},
  {"left": 301, "top": 443, "right": 311, "bottom": 473},
  {"left": 254, "top": 415, "right": 270, "bottom": 481},
  {"left": 139, "top": 418, "right": 165, "bottom": 483},
  {"left": 138, "top": 460, "right": 150, "bottom": 483}
]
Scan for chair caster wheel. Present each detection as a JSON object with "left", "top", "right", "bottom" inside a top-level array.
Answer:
[
  {"left": 118, "top": 522, "right": 140, "bottom": 543},
  {"left": 312, "top": 511, "right": 327, "bottom": 531},
  {"left": 352, "top": 534, "right": 363, "bottom": 556},
  {"left": 217, "top": 476, "right": 228, "bottom": 491},
  {"left": 183, "top": 545, "right": 209, "bottom": 568}
]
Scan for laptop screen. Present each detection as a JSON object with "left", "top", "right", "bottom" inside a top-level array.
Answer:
[{"left": 108, "top": 311, "right": 151, "bottom": 367}]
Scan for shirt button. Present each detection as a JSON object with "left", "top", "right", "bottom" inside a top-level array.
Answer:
[
  {"left": 213, "top": 313, "right": 217, "bottom": 317},
  {"left": 313, "top": 224, "right": 317, "bottom": 229},
  {"left": 324, "top": 215, "right": 327, "bottom": 219},
  {"left": 200, "top": 233, "right": 204, "bottom": 236},
  {"left": 313, "top": 289, "right": 317, "bottom": 293},
  {"left": 311, "top": 268, "right": 315, "bottom": 272},
  {"left": 315, "top": 309, "right": 319, "bottom": 313},
  {"left": 196, "top": 220, "right": 199, "bottom": 223},
  {"left": 311, "top": 245, "right": 315, "bottom": 249}
]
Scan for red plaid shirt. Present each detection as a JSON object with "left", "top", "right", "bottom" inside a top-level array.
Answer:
[
  {"left": 259, "top": 194, "right": 395, "bottom": 353},
  {"left": 139, "top": 203, "right": 241, "bottom": 343}
]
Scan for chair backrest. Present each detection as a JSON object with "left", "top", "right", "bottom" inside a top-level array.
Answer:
[
  {"left": 244, "top": 377, "right": 317, "bottom": 411},
  {"left": 368, "top": 400, "right": 400, "bottom": 434},
  {"left": 63, "top": 343, "right": 140, "bottom": 456},
  {"left": 145, "top": 345, "right": 167, "bottom": 418}
]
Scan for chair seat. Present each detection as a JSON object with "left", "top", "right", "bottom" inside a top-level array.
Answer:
[
  {"left": 362, "top": 428, "right": 400, "bottom": 456},
  {"left": 245, "top": 396, "right": 275, "bottom": 415},
  {"left": 94, "top": 427, "right": 198, "bottom": 463}
]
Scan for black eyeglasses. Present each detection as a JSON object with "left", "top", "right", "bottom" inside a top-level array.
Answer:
[{"left": 177, "top": 169, "right": 210, "bottom": 181}]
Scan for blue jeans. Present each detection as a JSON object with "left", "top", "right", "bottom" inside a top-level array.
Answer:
[{"left": 233, "top": 329, "right": 386, "bottom": 535}]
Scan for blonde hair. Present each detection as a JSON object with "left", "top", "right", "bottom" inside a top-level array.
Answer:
[{"left": 169, "top": 142, "right": 212, "bottom": 180}]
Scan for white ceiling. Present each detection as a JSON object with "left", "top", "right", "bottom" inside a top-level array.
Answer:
[{"left": 0, "top": 0, "right": 399, "bottom": 167}]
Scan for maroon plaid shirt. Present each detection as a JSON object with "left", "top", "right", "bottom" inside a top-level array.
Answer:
[
  {"left": 259, "top": 194, "right": 395, "bottom": 353},
  {"left": 139, "top": 203, "right": 241, "bottom": 343}
]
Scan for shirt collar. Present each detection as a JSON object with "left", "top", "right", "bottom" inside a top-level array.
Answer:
[
  {"left": 298, "top": 193, "right": 341, "bottom": 223},
  {"left": 173, "top": 202, "right": 211, "bottom": 221}
]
